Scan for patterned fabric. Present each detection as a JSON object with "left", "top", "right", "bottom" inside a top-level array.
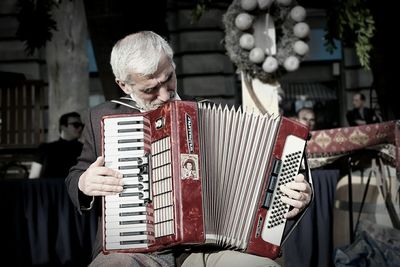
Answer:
[{"left": 306, "top": 121, "right": 400, "bottom": 170}]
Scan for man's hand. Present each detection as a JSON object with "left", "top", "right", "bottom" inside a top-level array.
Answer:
[
  {"left": 78, "top": 156, "right": 124, "bottom": 196},
  {"left": 280, "top": 173, "right": 312, "bottom": 219}
]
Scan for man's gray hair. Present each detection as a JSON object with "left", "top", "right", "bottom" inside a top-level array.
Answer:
[{"left": 110, "top": 31, "right": 174, "bottom": 83}]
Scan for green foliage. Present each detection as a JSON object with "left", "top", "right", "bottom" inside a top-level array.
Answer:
[
  {"left": 16, "top": 0, "right": 59, "bottom": 55},
  {"left": 190, "top": 0, "right": 212, "bottom": 23},
  {"left": 324, "top": 0, "right": 375, "bottom": 69},
  {"left": 191, "top": 3, "right": 207, "bottom": 23}
]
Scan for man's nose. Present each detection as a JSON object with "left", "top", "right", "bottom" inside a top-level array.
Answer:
[{"left": 158, "top": 86, "right": 172, "bottom": 102}]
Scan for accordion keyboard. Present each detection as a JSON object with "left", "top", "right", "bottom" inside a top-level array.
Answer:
[{"left": 103, "top": 116, "right": 154, "bottom": 250}]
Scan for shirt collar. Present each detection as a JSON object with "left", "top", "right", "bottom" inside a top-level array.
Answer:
[{"left": 111, "top": 93, "right": 181, "bottom": 112}]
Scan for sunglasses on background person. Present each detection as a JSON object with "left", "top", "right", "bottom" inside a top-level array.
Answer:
[{"left": 68, "top": 122, "right": 85, "bottom": 128}]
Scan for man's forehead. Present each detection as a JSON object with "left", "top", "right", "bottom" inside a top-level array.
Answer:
[{"left": 131, "top": 63, "right": 173, "bottom": 84}]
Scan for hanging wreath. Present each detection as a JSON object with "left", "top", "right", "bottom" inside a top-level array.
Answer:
[{"left": 223, "top": 0, "right": 310, "bottom": 83}]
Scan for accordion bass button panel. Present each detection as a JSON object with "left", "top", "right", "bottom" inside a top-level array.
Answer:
[
  {"left": 261, "top": 134, "right": 306, "bottom": 246},
  {"left": 103, "top": 116, "right": 154, "bottom": 251}
]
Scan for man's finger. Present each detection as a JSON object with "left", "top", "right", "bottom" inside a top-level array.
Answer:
[
  {"left": 285, "top": 181, "right": 307, "bottom": 192},
  {"left": 281, "top": 195, "right": 303, "bottom": 209},
  {"left": 286, "top": 208, "right": 300, "bottom": 219},
  {"left": 90, "top": 156, "right": 104, "bottom": 168},
  {"left": 293, "top": 173, "right": 305, "bottom": 182},
  {"left": 280, "top": 184, "right": 302, "bottom": 200},
  {"left": 91, "top": 166, "right": 123, "bottom": 179}
]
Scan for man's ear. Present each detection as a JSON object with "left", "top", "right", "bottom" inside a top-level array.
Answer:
[
  {"left": 59, "top": 124, "right": 68, "bottom": 134},
  {"left": 115, "top": 79, "right": 132, "bottom": 94}
]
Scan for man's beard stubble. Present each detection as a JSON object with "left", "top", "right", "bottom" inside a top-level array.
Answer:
[{"left": 135, "top": 91, "right": 177, "bottom": 112}]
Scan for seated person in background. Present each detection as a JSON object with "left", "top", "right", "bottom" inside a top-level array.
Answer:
[
  {"left": 346, "top": 92, "right": 380, "bottom": 126},
  {"left": 297, "top": 107, "right": 316, "bottom": 130},
  {"left": 29, "top": 112, "right": 84, "bottom": 179},
  {"left": 65, "top": 31, "right": 312, "bottom": 267}
]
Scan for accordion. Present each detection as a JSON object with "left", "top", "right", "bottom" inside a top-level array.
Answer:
[{"left": 101, "top": 100, "right": 309, "bottom": 259}]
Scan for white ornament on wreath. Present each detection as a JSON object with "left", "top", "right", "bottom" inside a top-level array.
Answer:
[
  {"left": 290, "top": 5, "right": 306, "bottom": 22},
  {"left": 239, "top": 33, "right": 256, "bottom": 50},
  {"left": 234, "top": 12, "right": 253, "bottom": 31}
]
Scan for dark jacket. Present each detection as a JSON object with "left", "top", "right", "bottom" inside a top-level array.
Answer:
[{"left": 346, "top": 107, "right": 379, "bottom": 126}]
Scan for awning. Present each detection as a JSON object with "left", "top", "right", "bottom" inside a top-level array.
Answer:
[{"left": 280, "top": 82, "right": 338, "bottom": 101}]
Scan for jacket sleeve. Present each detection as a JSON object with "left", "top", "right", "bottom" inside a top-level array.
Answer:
[{"left": 65, "top": 108, "right": 98, "bottom": 212}]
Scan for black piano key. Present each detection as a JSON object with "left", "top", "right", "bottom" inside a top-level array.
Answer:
[
  {"left": 118, "top": 147, "right": 143, "bottom": 151},
  {"left": 117, "top": 121, "right": 142, "bottom": 125},
  {"left": 116, "top": 120, "right": 150, "bottom": 127},
  {"left": 119, "top": 211, "right": 146, "bottom": 216},
  {"left": 118, "top": 138, "right": 144, "bottom": 143},
  {"left": 140, "top": 165, "right": 148, "bottom": 174},
  {"left": 123, "top": 184, "right": 144, "bottom": 190},
  {"left": 118, "top": 128, "right": 144, "bottom": 133},
  {"left": 119, "top": 157, "right": 142, "bottom": 162},
  {"left": 119, "top": 203, "right": 144, "bottom": 208},
  {"left": 119, "top": 192, "right": 143, "bottom": 198},
  {"left": 119, "top": 220, "right": 147, "bottom": 225},
  {"left": 120, "top": 240, "right": 149, "bottom": 245},
  {"left": 123, "top": 174, "right": 139, "bottom": 178},
  {"left": 120, "top": 231, "right": 151, "bottom": 236}
]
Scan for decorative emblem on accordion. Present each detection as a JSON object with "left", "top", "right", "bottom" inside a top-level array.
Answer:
[{"left": 101, "top": 100, "right": 309, "bottom": 259}]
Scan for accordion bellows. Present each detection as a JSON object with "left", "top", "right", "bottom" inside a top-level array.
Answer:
[{"left": 101, "top": 100, "right": 309, "bottom": 259}]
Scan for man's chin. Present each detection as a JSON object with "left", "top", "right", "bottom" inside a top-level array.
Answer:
[{"left": 141, "top": 101, "right": 169, "bottom": 111}]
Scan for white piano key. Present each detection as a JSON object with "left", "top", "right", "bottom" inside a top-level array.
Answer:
[
  {"left": 105, "top": 194, "right": 144, "bottom": 202},
  {"left": 122, "top": 175, "right": 149, "bottom": 184},
  {"left": 105, "top": 241, "right": 149, "bottom": 250},
  {"left": 104, "top": 131, "right": 147, "bottom": 138},
  {"left": 105, "top": 214, "right": 149, "bottom": 223},
  {"left": 106, "top": 213, "right": 150, "bottom": 223},
  {"left": 104, "top": 122, "right": 145, "bottom": 129},
  {"left": 104, "top": 168, "right": 142, "bottom": 176},
  {"left": 104, "top": 116, "right": 147, "bottom": 123},
  {"left": 105, "top": 200, "right": 145, "bottom": 209},
  {"left": 105, "top": 156, "right": 148, "bottom": 166},
  {"left": 104, "top": 142, "right": 145, "bottom": 150},
  {"left": 105, "top": 148, "right": 147, "bottom": 157},
  {"left": 106, "top": 234, "right": 151, "bottom": 243},
  {"left": 104, "top": 223, "right": 154, "bottom": 236},
  {"left": 105, "top": 221, "right": 149, "bottom": 229},
  {"left": 105, "top": 225, "right": 150, "bottom": 236},
  {"left": 104, "top": 136, "right": 147, "bottom": 143},
  {"left": 104, "top": 145, "right": 145, "bottom": 153},
  {"left": 105, "top": 206, "right": 147, "bottom": 216}
]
